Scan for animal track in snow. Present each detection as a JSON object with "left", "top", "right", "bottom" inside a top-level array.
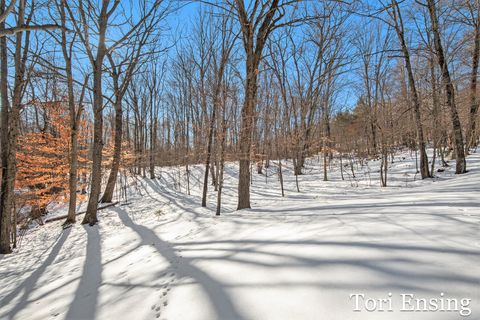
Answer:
[{"left": 151, "top": 272, "right": 174, "bottom": 319}]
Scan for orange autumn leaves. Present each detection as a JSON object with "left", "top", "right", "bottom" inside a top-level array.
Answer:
[
  {"left": 16, "top": 100, "right": 135, "bottom": 214},
  {"left": 16, "top": 101, "right": 89, "bottom": 211}
]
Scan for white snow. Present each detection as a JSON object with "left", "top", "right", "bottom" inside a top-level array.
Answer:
[{"left": 1, "top": 149, "right": 479, "bottom": 320}]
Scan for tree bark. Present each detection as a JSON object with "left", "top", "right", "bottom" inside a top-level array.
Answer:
[
  {"left": 82, "top": 17, "right": 108, "bottom": 224},
  {"left": 201, "top": 103, "right": 215, "bottom": 207},
  {"left": 215, "top": 88, "right": 228, "bottom": 216},
  {"left": 427, "top": 0, "right": 467, "bottom": 174},
  {"left": 0, "top": 0, "right": 11, "bottom": 254},
  {"left": 82, "top": 71, "right": 104, "bottom": 225},
  {"left": 237, "top": 56, "right": 258, "bottom": 209},
  {"left": 60, "top": 0, "right": 82, "bottom": 224},
  {"left": 101, "top": 100, "right": 122, "bottom": 203},
  {"left": 150, "top": 117, "right": 156, "bottom": 179},
  {"left": 390, "top": 1, "right": 430, "bottom": 178},
  {"left": 234, "top": 0, "right": 281, "bottom": 210},
  {"left": 0, "top": 0, "right": 26, "bottom": 253},
  {"left": 466, "top": 9, "right": 480, "bottom": 150},
  {"left": 429, "top": 51, "right": 440, "bottom": 175}
]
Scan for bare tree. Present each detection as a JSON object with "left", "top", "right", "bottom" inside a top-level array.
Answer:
[
  {"left": 202, "top": 11, "right": 236, "bottom": 208},
  {"left": 0, "top": 0, "right": 11, "bottom": 253},
  {"left": 353, "top": 21, "right": 390, "bottom": 157},
  {"left": 0, "top": 0, "right": 58, "bottom": 253},
  {"left": 52, "top": 0, "right": 89, "bottom": 225},
  {"left": 223, "top": 0, "right": 306, "bottom": 209},
  {"left": 65, "top": 0, "right": 120, "bottom": 225},
  {"left": 455, "top": 0, "right": 480, "bottom": 150},
  {"left": 101, "top": 0, "right": 168, "bottom": 203},
  {"left": 384, "top": 0, "right": 431, "bottom": 178},
  {"left": 426, "top": 0, "right": 467, "bottom": 174}
]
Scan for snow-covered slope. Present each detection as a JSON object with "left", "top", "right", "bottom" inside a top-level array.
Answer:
[{"left": 1, "top": 150, "right": 479, "bottom": 320}]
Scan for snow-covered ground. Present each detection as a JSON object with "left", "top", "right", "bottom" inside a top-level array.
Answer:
[{"left": 1, "top": 150, "right": 479, "bottom": 320}]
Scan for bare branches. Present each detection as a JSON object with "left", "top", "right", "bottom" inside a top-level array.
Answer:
[
  {"left": 0, "top": 24, "right": 67, "bottom": 37},
  {"left": 0, "top": 0, "right": 16, "bottom": 24}
]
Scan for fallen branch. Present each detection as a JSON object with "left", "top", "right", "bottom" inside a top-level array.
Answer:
[{"left": 44, "top": 202, "right": 119, "bottom": 224}]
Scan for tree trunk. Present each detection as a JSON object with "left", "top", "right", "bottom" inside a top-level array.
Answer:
[
  {"left": 61, "top": 0, "right": 81, "bottom": 224},
  {"left": 216, "top": 98, "right": 227, "bottom": 216},
  {"left": 235, "top": 0, "right": 281, "bottom": 209},
  {"left": 340, "top": 153, "right": 344, "bottom": 180},
  {"left": 427, "top": 0, "right": 466, "bottom": 174},
  {"left": 80, "top": 0, "right": 112, "bottom": 224},
  {"left": 101, "top": 101, "right": 122, "bottom": 203},
  {"left": 1, "top": 0, "right": 26, "bottom": 253},
  {"left": 293, "top": 157, "right": 300, "bottom": 192},
  {"left": 149, "top": 117, "right": 156, "bottom": 179},
  {"left": 294, "top": 147, "right": 304, "bottom": 175},
  {"left": 430, "top": 48, "right": 440, "bottom": 160},
  {"left": 214, "top": 159, "right": 219, "bottom": 191},
  {"left": 82, "top": 59, "right": 105, "bottom": 225},
  {"left": 237, "top": 57, "right": 258, "bottom": 210},
  {"left": 323, "top": 103, "right": 329, "bottom": 181},
  {"left": 323, "top": 146, "right": 328, "bottom": 181},
  {"left": 466, "top": 14, "right": 480, "bottom": 150},
  {"left": 202, "top": 104, "right": 216, "bottom": 207},
  {"left": 0, "top": 0, "right": 11, "bottom": 254},
  {"left": 216, "top": 157, "right": 224, "bottom": 216},
  {"left": 278, "top": 160, "right": 284, "bottom": 197},
  {"left": 66, "top": 128, "right": 79, "bottom": 223},
  {"left": 391, "top": 1, "right": 430, "bottom": 178}
]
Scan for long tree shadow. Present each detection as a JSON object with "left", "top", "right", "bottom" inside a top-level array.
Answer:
[
  {"left": 65, "top": 225, "right": 102, "bottom": 320},
  {"left": 0, "top": 228, "right": 71, "bottom": 319},
  {"left": 145, "top": 178, "right": 203, "bottom": 216},
  {"left": 175, "top": 239, "right": 480, "bottom": 257},
  {"left": 170, "top": 238, "right": 480, "bottom": 296},
  {"left": 140, "top": 178, "right": 224, "bottom": 238},
  {"left": 113, "top": 207, "right": 245, "bottom": 320}
]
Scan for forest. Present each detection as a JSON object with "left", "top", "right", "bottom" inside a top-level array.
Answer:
[{"left": 0, "top": 0, "right": 479, "bottom": 319}]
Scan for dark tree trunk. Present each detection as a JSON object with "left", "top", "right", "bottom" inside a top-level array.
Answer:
[
  {"left": 237, "top": 58, "right": 258, "bottom": 210},
  {"left": 429, "top": 53, "right": 440, "bottom": 176},
  {"left": 0, "top": 0, "right": 11, "bottom": 254},
  {"left": 66, "top": 127, "right": 79, "bottom": 223},
  {"left": 81, "top": 0, "right": 116, "bottom": 223},
  {"left": 202, "top": 105, "right": 216, "bottom": 207},
  {"left": 83, "top": 59, "right": 106, "bottom": 225},
  {"left": 101, "top": 101, "right": 122, "bottom": 203},
  {"left": 427, "top": 0, "right": 467, "bottom": 174},
  {"left": 278, "top": 160, "right": 284, "bottom": 197},
  {"left": 391, "top": 1, "right": 430, "bottom": 179},
  {"left": 216, "top": 92, "right": 228, "bottom": 216},
  {"left": 150, "top": 117, "right": 156, "bottom": 179},
  {"left": 1, "top": 0, "right": 26, "bottom": 253},
  {"left": 61, "top": 0, "right": 82, "bottom": 225},
  {"left": 235, "top": 0, "right": 281, "bottom": 210},
  {"left": 466, "top": 14, "right": 480, "bottom": 150}
]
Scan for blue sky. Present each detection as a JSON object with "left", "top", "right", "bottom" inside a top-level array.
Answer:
[{"left": 164, "top": 1, "right": 359, "bottom": 111}]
